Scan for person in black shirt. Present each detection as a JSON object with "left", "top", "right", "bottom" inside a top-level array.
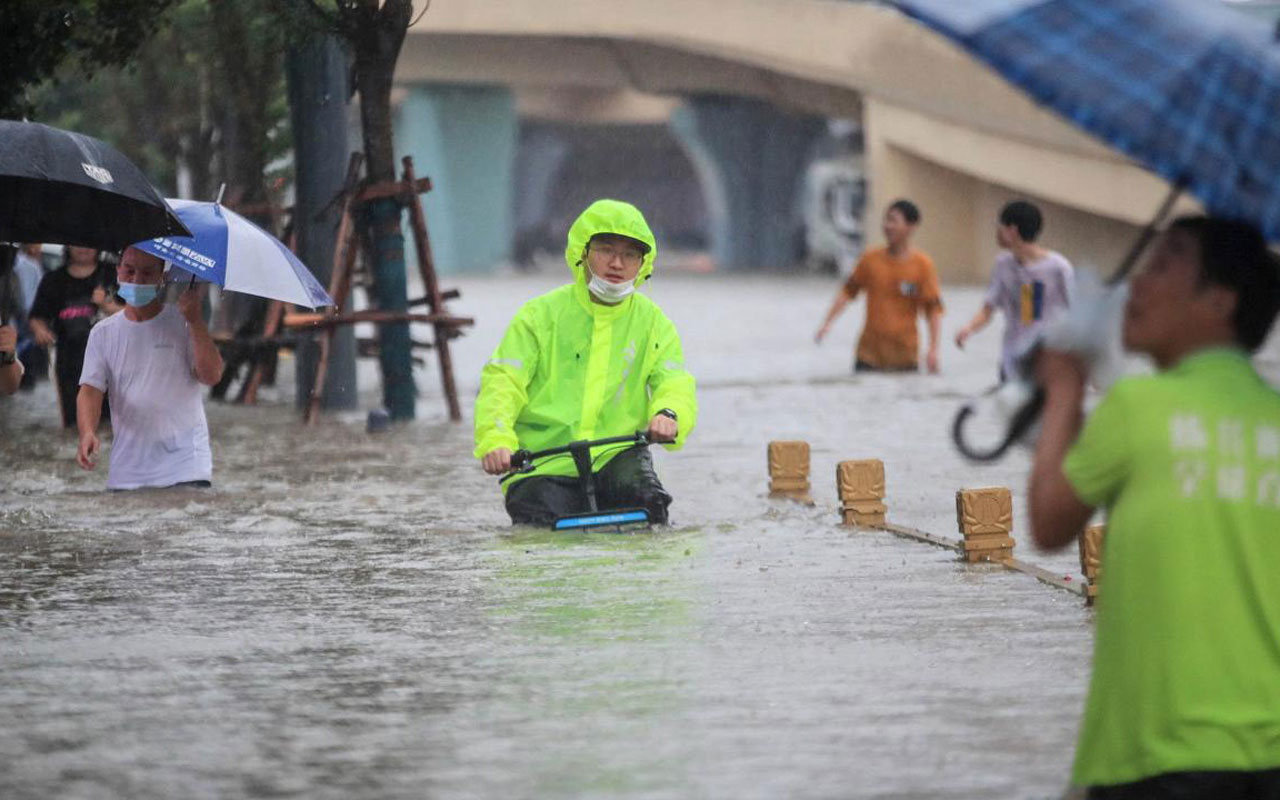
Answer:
[{"left": 29, "top": 246, "right": 122, "bottom": 427}]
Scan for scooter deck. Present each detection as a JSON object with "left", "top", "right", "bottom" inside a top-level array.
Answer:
[{"left": 552, "top": 508, "right": 651, "bottom": 531}]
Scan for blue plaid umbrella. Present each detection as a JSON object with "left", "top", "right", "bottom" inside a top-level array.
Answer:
[
  {"left": 895, "top": 0, "right": 1280, "bottom": 460},
  {"left": 891, "top": 0, "right": 1280, "bottom": 242}
]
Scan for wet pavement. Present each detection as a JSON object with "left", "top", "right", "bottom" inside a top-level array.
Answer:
[{"left": 7, "top": 270, "right": 1267, "bottom": 798}]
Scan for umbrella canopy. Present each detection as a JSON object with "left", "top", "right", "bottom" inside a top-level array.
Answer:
[
  {"left": 132, "top": 200, "right": 333, "bottom": 309},
  {"left": 0, "top": 120, "right": 190, "bottom": 250},
  {"left": 890, "top": 0, "right": 1280, "bottom": 240}
]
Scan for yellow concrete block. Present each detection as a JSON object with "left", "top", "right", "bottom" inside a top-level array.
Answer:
[
  {"left": 956, "top": 487, "right": 1014, "bottom": 536},
  {"left": 1080, "top": 523, "right": 1105, "bottom": 605},
  {"left": 842, "top": 500, "right": 887, "bottom": 516},
  {"left": 768, "top": 441, "right": 810, "bottom": 481},
  {"left": 842, "top": 509, "right": 886, "bottom": 527},
  {"left": 836, "top": 460, "right": 887, "bottom": 527},
  {"left": 836, "top": 459, "right": 885, "bottom": 502},
  {"left": 1079, "top": 524, "right": 1104, "bottom": 579},
  {"left": 962, "top": 547, "right": 1014, "bottom": 563},
  {"left": 843, "top": 506, "right": 886, "bottom": 526},
  {"left": 768, "top": 440, "right": 812, "bottom": 502},
  {"left": 770, "top": 477, "right": 810, "bottom": 492},
  {"left": 962, "top": 534, "right": 1016, "bottom": 552}
]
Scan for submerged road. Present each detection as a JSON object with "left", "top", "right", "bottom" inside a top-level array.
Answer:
[{"left": 8, "top": 270, "right": 1267, "bottom": 798}]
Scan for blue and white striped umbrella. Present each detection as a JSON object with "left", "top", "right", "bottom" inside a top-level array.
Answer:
[
  {"left": 891, "top": 0, "right": 1280, "bottom": 241},
  {"left": 133, "top": 199, "right": 333, "bottom": 309}
]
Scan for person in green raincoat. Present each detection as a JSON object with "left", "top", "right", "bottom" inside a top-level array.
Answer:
[{"left": 474, "top": 199, "right": 698, "bottom": 525}]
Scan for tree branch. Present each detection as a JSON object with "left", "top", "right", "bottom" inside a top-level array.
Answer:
[{"left": 408, "top": 0, "right": 432, "bottom": 29}]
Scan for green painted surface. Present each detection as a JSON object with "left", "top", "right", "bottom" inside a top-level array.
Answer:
[{"left": 395, "top": 85, "right": 518, "bottom": 275}]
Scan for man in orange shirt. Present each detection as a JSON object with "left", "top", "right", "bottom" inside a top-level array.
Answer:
[{"left": 815, "top": 199, "right": 944, "bottom": 372}]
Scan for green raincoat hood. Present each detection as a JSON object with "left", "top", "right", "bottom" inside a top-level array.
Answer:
[{"left": 564, "top": 199, "right": 658, "bottom": 287}]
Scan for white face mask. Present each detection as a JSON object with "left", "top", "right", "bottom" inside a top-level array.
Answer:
[{"left": 587, "top": 272, "right": 635, "bottom": 303}]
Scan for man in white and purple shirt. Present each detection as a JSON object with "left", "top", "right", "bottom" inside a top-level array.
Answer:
[{"left": 956, "top": 200, "right": 1074, "bottom": 380}]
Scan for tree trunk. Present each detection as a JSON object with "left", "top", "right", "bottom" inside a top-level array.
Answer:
[
  {"left": 349, "top": 0, "right": 416, "bottom": 420},
  {"left": 209, "top": 0, "right": 281, "bottom": 397},
  {"left": 286, "top": 33, "right": 358, "bottom": 412},
  {"left": 210, "top": 0, "right": 276, "bottom": 211}
]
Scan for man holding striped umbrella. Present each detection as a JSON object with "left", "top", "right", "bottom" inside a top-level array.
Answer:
[{"left": 75, "top": 247, "right": 224, "bottom": 490}]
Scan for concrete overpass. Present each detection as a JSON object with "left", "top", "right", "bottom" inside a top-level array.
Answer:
[{"left": 394, "top": 0, "right": 1195, "bottom": 279}]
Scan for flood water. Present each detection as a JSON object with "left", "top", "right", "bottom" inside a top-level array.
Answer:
[{"left": 8, "top": 270, "right": 1268, "bottom": 799}]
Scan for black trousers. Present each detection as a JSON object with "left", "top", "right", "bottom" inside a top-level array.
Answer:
[
  {"left": 53, "top": 340, "right": 108, "bottom": 427},
  {"left": 854, "top": 359, "right": 916, "bottom": 373},
  {"left": 54, "top": 344, "right": 84, "bottom": 428},
  {"left": 55, "top": 341, "right": 107, "bottom": 428},
  {"left": 1088, "top": 768, "right": 1280, "bottom": 799},
  {"left": 18, "top": 342, "right": 47, "bottom": 390},
  {"left": 504, "top": 446, "right": 672, "bottom": 526}
]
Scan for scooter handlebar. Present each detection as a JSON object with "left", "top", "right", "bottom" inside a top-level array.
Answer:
[
  {"left": 508, "top": 448, "right": 534, "bottom": 473},
  {"left": 501, "top": 432, "right": 651, "bottom": 481}
]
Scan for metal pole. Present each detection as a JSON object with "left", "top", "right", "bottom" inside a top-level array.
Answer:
[{"left": 1107, "top": 182, "right": 1184, "bottom": 285}]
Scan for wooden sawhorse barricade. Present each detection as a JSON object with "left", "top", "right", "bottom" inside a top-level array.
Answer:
[{"left": 249, "top": 153, "right": 473, "bottom": 423}]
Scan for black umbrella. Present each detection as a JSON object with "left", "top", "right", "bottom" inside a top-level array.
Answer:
[{"left": 0, "top": 120, "right": 191, "bottom": 252}]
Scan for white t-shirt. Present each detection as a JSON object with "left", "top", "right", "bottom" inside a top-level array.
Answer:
[
  {"left": 984, "top": 249, "right": 1074, "bottom": 379},
  {"left": 80, "top": 305, "right": 212, "bottom": 489}
]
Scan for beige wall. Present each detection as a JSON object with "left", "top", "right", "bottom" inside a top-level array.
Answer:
[
  {"left": 515, "top": 87, "right": 678, "bottom": 124},
  {"left": 402, "top": 0, "right": 1202, "bottom": 278},
  {"left": 866, "top": 142, "right": 1147, "bottom": 287},
  {"left": 867, "top": 142, "right": 981, "bottom": 281},
  {"left": 402, "top": 1, "right": 1154, "bottom": 159},
  {"left": 864, "top": 97, "right": 1196, "bottom": 285},
  {"left": 972, "top": 181, "right": 1145, "bottom": 283}
]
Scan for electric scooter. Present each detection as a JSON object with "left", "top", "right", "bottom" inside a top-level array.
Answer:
[{"left": 500, "top": 432, "right": 657, "bottom": 531}]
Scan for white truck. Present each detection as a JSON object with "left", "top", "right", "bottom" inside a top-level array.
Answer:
[{"left": 801, "top": 156, "right": 866, "bottom": 274}]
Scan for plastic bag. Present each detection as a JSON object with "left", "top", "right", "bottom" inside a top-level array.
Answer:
[{"left": 1040, "top": 267, "right": 1129, "bottom": 390}]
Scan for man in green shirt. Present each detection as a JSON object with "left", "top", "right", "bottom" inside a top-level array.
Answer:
[{"left": 1029, "top": 216, "right": 1280, "bottom": 797}]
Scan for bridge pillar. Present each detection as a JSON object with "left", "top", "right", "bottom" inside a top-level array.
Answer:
[
  {"left": 396, "top": 85, "right": 518, "bottom": 274},
  {"left": 512, "top": 125, "right": 572, "bottom": 266},
  {"left": 671, "top": 96, "right": 825, "bottom": 270}
]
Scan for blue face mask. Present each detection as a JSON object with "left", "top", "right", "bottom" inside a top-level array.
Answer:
[{"left": 117, "top": 281, "right": 161, "bottom": 307}]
